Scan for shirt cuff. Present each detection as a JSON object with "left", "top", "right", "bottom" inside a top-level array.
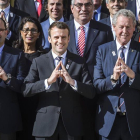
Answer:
[
  {"left": 6, "top": 31, "right": 12, "bottom": 40},
  {"left": 129, "top": 78, "right": 135, "bottom": 86},
  {"left": 44, "top": 79, "right": 51, "bottom": 90},
  {"left": 70, "top": 80, "right": 77, "bottom": 91}
]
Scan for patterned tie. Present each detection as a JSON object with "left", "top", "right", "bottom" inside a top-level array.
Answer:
[
  {"left": 77, "top": 26, "right": 85, "bottom": 57},
  {"left": 36, "top": 0, "right": 42, "bottom": 17},
  {"left": 93, "top": 11, "right": 97, "bottom": 21},
  {"left": 118, "top": 46, "right": 126, "bottom": 112},
  {"left": 57, "top": 57, "right": 62, "bottom": 85}
]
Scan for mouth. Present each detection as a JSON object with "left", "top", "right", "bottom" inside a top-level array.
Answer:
[{"left": 26, "top": 37, "right": 33, "bottom": 40}]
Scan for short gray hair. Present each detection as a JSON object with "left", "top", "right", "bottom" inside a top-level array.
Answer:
[
  {"left": 112, "top": 9, "right": 136, "bottom": 27},
  {"left": 106, "top": 0, "right": 128, "bottom": 4},
  {"left": 71, "top": 0, "right": 93, "bottom": 5}
]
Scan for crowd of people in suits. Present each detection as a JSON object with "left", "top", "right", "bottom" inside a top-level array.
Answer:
[{"left": 0, "top": 0, "right": 140, "bottom": 140}]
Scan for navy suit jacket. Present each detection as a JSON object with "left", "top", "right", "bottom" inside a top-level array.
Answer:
[
  {"left": 22, "top": 50, "right": 95, "bottom": 137},
  {"left": 66, "top": 19, "right": 113, "bottom": 77},
  {"left": 0, "top": 45, "right": 27, "bottom": 133},
  {"left": 99, "top": 16, "right": 111, "bottom": 27},
  {"left": 94, "top": 40, "right": 140, "bottom": 138},
  {"left": 126, "top": 0, "right": 136, "bottom": 16}
]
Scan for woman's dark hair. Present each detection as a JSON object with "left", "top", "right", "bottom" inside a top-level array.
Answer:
[{"left": 13, "top": 16, "right": 45, "bottom": 51}]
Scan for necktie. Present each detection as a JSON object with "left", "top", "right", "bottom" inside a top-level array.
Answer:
[
  {"left": 57, "top": 57, "right": 62, "bottom": 70},
  {"left": 119, "top": 46, "right": 126, "bottom": 112},
  {"left": 77, "top": 26, "right": 85, "bottom": 57},
  {"left": 36, "top": 0, "right": 42, "bottom": 17},
  {"left": 93, "top": 11, "right": 97, "bottom": 21}
]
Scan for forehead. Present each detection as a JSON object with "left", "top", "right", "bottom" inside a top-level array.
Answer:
[
  {"left": 108, "top": 0, "right": 125, "bottom": 3},
  {"left": 116, "top": 15, "right": 133, "bottom": 25},
  {"left": 74, "top": 0, "right": 92, "bottom": 3},
  {"left": 48, "top": 0, "right": 63, "bottom": 3},
  {"left": 23, "top": 22, "right": 37, "bottom": 28}
]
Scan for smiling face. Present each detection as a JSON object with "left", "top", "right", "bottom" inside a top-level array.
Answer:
[
  {"left": 113, "top": 15, "right": 135, "bottom": 45},
  {"left": 20, "top": 22, "right": 40, "bottom": 46},
  {"left": 0, "top": 0, "right": 10, "bottom": 8},
  {"left": 71, "top": 0, "right": 93, "bottom": 25},
  {"left": 47, "top": 0, "right": 63, "bottom": 21},
  {"left": 48, "top": 27, "right": 70, "bottom": 56},
  {"left": 106, "top": 0, "right": 127, "bottom": 17}
]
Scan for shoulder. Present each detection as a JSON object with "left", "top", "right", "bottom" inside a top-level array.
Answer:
[
  {"left": 4, "top": 45, "right": 23, "bottom": 54},
  {"left": 41, "top": 19, "right": 49, "bottom": 27}
]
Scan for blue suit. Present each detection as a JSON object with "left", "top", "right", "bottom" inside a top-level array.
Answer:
[
  {"left": 0, "top": 45, "right": 27, "bottom": 133},
  {"left": 126, "top": 0, "right": 136, "bottom": 16},
  {"left": 94, "top": 40, "right": 140, "bottom": 138}
]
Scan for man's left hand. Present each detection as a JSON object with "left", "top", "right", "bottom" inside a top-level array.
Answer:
[
  {"left": 0, "top": 66, "right": 8, "bottom": 81},
  {"left": 60, "top": 62, "right": 75, "bottom": 86},
  {"left": 120, "top": 58, "right": 135, "bottom": 79}
]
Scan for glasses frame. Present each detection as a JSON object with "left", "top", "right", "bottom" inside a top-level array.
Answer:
[{"left": 73, "top": 2, "right": 93, "bottom": 9}]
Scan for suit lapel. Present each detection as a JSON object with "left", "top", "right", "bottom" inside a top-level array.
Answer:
[
  {"left": 68, "top": 21, "right": 78, "bottom": 55},
  {"left": 84, "top": 21, "right": 99, "bottom": 56},
  {"left": 109, "top": 41, "right": 118, "bottom": 66},
  {"left": 0, "top": 46, "right": 12, "bottom": 68},
  {"left": 9, "top": 7, "right": 16, "bottom": 28}
]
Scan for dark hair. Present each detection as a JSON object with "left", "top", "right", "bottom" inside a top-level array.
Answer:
[
  {"left": 48, "top": 22, "right": 70, "bottom": 37},
  {"left": 0, "top": 18, "right": 7, "bottom": 29},
  {"left": 13, "top": 16, "right": 45, "bottom": 51}
]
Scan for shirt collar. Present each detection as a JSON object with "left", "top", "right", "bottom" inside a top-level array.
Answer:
[
  {"left": 94, "top": 5, "right": 101, "bottom": 14},
  {"left": 74, "top": 19, "right": 90, "bottom": 31},
  {"left": 0, "top": 4, "right": 10, "bottom": 16},
  {"left": 51, "top": 50, "right": 67, "bottom": 60},
  {"left": 49, "top": 16, "right": 64, "bottom": 25},
  {"left": 116, "top": 39, "right": 131, "bottom": 51},
  {"left": 0, "top": 44, "right": 5, "bottom": 53}
]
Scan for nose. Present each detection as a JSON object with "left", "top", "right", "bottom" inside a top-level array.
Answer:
[
  {"left": 53, "top": 3, "right": 57, "bottom": 9},
  {"left": 58, "top": 37, "right": 62, "bottom": 43},
  {"left": 81, "top": 4, "right": 86, "bottom": 11},
  {"left": 114, "top": 0, "right": 119, "bottom": 5},
  {"left": 123, "top": 27, "right": 127, "bottom": 33}
]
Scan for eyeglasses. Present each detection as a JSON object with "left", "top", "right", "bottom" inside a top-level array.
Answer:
[
  {"left": 0, "top": 28, "right": 7, "bottom": 33},
  {"left": 21, "top": 28, "right": 38, "bottom": 34},
  {"left": 109, "top": 0, "right": 125, "bottom": 3},
  {"left": 73, "top": 2, "right": 92, "bottom": 9}
]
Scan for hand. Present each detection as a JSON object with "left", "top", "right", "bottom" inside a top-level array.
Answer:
[
  {"left": 113, "top": 57, "right": 122, "bottom": 80},
  {"left": 47, "top": 62, "right": 61, "bottom": 85},
  {"left": 0, "top": 66, "right": 8, "bottom": 81},
  {"left": 60, "top": 62, "right": 75, "bottom": 86},
  {"left": 120, "top": 58, "right": 135, "bottom": 79}
]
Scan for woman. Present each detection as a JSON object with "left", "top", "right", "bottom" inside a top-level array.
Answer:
[{"left": 13, "top": 16, "right": 46, "bottom": 140}]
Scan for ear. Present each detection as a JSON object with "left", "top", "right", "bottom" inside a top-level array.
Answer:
[
  {"left": 48, "top": 36, "right": 51, "bottom": 43},
  {"left": 68, "top": 35, "right": 70, "bottom": 43},
  {"left": 106, "top": 3, "right": 109, "bottom": 10},
  {"left": 71, "top": 5, "right": 74, "bottom": 14}
]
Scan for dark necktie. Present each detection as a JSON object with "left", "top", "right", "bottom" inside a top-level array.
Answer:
[
  {"left": 119, "top": 46, "right": 126, "bottom": 112},
  {"left": 93, "top": 11, "right": 97, "bottom": 21},
  {"left": 36, "top": 0, "right": 42, "bottom": 17},
  {"left": 57, "top": 57, "right": 62, "bottom": 85}
]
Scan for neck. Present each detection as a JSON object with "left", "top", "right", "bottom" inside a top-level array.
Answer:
[
  {"left": 24, "top": 43, "right": 36, "bottom": 54},
  {"left": 93, "top": 4, "right": 100, "bottom": 10}
]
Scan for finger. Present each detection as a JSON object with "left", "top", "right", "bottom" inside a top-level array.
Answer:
[
  {"left": 115, "top": 57, "right": 121, "bottom": 66},
  {"left": 119, "top": 58, "right": 126, "bottom": 66},
  {"left": 55, "top": 61, "right": 61, "bottom": 70},
  {"left": 60, "top": 62, "right": 66, "bottom": 71}
]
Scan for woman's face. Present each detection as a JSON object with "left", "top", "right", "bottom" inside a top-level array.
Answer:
[{"left": 20, "top": 22, "right": 40, "bottom": 45}]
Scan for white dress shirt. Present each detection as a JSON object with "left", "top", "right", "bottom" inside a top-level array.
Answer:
[
  {"left": 74, "top": 20, "right": 90, "bottom": 48},
  {"left": 44, "top": 51, "right": 77, "bottom": 90},
  {"left": 110, "top": 16, "right": 116, "bottom": 40},
  {"left": 136, "top": 0, "right": 140, "bottom": 21},
  {"left": 49, "top": 16, "right": 64, "bottom": 25}
]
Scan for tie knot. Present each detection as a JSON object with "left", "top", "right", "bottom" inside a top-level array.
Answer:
[
  {"left": 57, "top": 56, "right": 62, "bottom": 61},
  {"left": 120, "top": 46, "right": 125, "bottom": 51},
  {"left": 36, "top": 0, "right": 42, "bottom": 3},
  {"left": 80, "top": 26, "right": 84, "bottom": 30}
]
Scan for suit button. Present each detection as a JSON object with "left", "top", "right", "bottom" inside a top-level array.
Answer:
[
  {"left": 57, "top": 111, "right": 60, "bottom": 114},
  {"left": 59, "top": 96, "right": 62, "bottom": 99}
]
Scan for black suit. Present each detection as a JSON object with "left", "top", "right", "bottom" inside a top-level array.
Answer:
[
  {"left": 5, "top": 6, "right": 29, "bottom": 46},
  {"left": 126, "top": 0, "right": 136, "bottom": 16},
  {"left": 0, "top": 45, "right": 27, "bottom": 138},
  {"left": 22, "top": 50, "right": 95, "bottom": 139},
  {"left": 14, "top": 0, "right": 48, "bottom": 22}
]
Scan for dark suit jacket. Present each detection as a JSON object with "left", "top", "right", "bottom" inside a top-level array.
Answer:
[
  {"left": 99, "top": 16, "right": 111, "bottom": 27},
  {"left": 14, "top": 0, "right": 48, "bottom": 22},
  {"left": 94, "top": 40, "right": 140, "bottom": 138},
  {"left": 66, "top": 19, "right": 113, "bottom": 77},
  {"left": 22, "top": 50, "right": 95, "bottom": 137},
  {"left": 5, "top": 6, "right": 29, "bottom": 46},
  {"left": 0, "top": 45, "right": 27, "bottom": 133},
  {"left": 126, "top": 0, "right": 136, "bottom": 16},
  {"left": 100, "top": 12, "right": 109, "bottom": 20}
]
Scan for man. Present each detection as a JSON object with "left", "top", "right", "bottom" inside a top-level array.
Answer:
[
  {"left": 93, "top": 0, "right": 109, "bottom": 21},
  {"left": 22, "top": 22, "right": 95, "bottom": 140},
  {"left": 66, "top": 0, "right": 113, "bottom": 139},
  {"left": 41, "top": 0, "right": 68, "bottom": 50},
  {"left": 127, "top": 0, "right": 140, "bottom": 22},
  {"left": 0, "top": 0, "right": 29, "bottom": 46},
  {"left": 0, "top": 18, "right": 27, "bottom": 140},
  {"left": 100, "top": 0, "right": 127, "bottom": 39},
  {"left": 94, "top": 9, "right": 140, "bottom": 140},
  {"left": 14, "top": 0, "right": 48, "bottom": 22}
]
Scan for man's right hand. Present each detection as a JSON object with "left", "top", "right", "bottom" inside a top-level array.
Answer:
[
  {"left": 47, "top": 61, "right": 61, "bottom": 85},
  {"left": 113, "top": 57, "right": 122, "bottom": 80}
]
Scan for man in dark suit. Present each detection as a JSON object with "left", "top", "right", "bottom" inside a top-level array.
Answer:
[
  {"left": 99, "top": 0, "right": 127, "bottom": 39},
  {"left": 41, "top": 0, "right": 68, "bottom": 50},
  {"left": 0, "top": 0, "right": 29, "bottom": 46},
  {"left": 0, "top": 18, "right": 27, "bottom": 140},
  {"left": 22, "top": 22, "right": 95, "bottom": 140},
  {"left": 66, "top": 0, "right": 113, "bottom": 139},
  {"left": 94, "top": 9, "right": 140, "bottom": 140}
]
